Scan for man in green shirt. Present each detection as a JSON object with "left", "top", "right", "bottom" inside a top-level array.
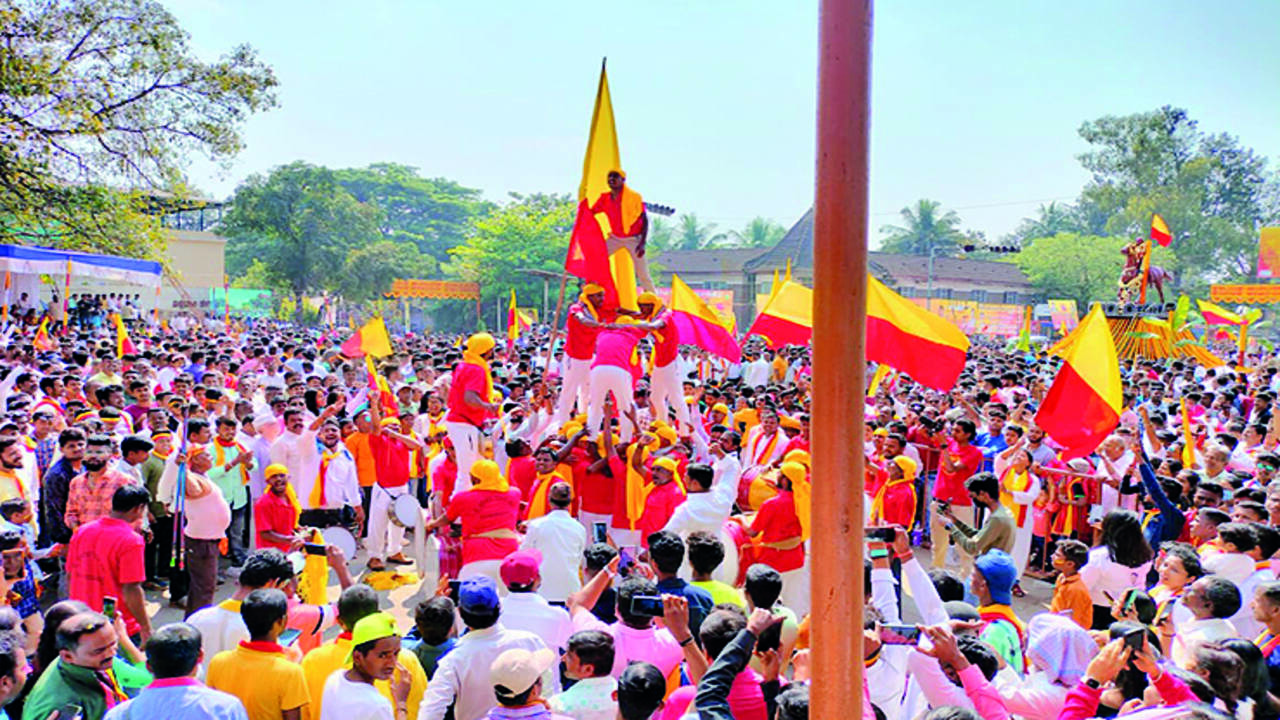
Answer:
[
  {"left": 939, "top": 471, "right": 1015, "bottom": 561},
  {"left": 23, "top": 613, "right": 124, "bottom": 720},
  {"left": 139, "top": 431, "right": 173, "bottom": 592},
  {"left": 687, "top": 531, "right": 745, "bottom": 608}
]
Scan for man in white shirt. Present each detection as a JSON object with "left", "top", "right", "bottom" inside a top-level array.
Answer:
[
  {"left": 1094, "top": 435, "right": 1135, "bottom": 514},
  {"left": 187, "top": 548, "right": 294, "bottom": 677},
  {"left": 419, "top": 576, "right": 553, "bottom": 720},
  {"left": 520, "top": 483, "right": 587, "bottom": 603},
  {"left": 740, "top": 353, "right": 770, "bottom": 389},
  {"left": 270, "top": 404, "right": 341, "bottom": 518},
  {"left": 1171, "top": 575, "right": 1241, "bottom": 667},
  {"left": 299, "top": 419, "right": 364, "bottom": 530},
  {"left": 663, "top": 462, "right": 739, "bottom": 584},
  {"left": 497, "top": 549, "right": 574, "bottom": 653}
]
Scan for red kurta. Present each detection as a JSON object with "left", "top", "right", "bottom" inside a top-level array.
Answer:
[{"left": 752, "top": 490, "right": 805, "bottom": 572}]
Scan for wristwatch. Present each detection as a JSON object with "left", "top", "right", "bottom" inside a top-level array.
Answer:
[{"left": 1082, "top": 676, "right": 1102, "bottom": 690}]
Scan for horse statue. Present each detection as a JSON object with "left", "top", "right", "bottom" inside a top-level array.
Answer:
[{"left": 1118, "top": 237, "right": 1172, "bottom": 305}]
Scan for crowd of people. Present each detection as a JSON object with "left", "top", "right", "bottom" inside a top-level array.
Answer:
[{"left": 0, "top": 277, "right": 1273, "bottom": 720}]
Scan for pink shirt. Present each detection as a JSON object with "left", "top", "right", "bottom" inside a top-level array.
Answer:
[
  {"left": 572, "top": 611, "right": 684, "bottom": 679},
  {"left": 591, "top": 327, "right": 644, "bottom": 371},
  {"left": 660, "top": 668, "right": 767, "bottom": 720},
  {"left": 67, "top": 516, "right": 146, "bottom": 634}
]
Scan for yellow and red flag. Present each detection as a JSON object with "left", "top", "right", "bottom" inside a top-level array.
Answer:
[
  {"left": 1150, "top": 213, "right": 1172, "bottom": 247},
  {"left": 112, "top": 314, "right": 136, "bottom": 357},
  {"left": 1197, "top": 299, "right": 1242, "bottom": 326},
  {"left": 506, "top": 290, "right": 532, "bottom": 345},
  {"left": 340, "top": 316, "right": 394, "bottom": 358},
  {"left": 868, "top": 275, "right": 970, "bottom": 391},
  {"left": 564, "top": 60, "right": 638, "bottom": 310},
  {"left": 668, "top": 273, "right": 741, "bottom": 362},
  {"left": 1180, "top": 397, "right": 1196, "bottom": 468},
  {"left": 1034, "top": 304, "right": 1122, "bottom": 458},
  {"left": 32, "top": 318, "right": 55, "bottom": 352},
  {"left": 746, "top": 279, "right": 812, "bottom": 349}
]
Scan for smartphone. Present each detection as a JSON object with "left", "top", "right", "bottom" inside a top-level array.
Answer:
[
  {"left": 629, "top": 595, "right": 665, "bottom": 618},
  {"left": 1, "top": 549, "right": 23, "bottom": 581},
  {"left": 102, "top": 596, "right": 117, "bottom": 622},
  {"left": 1123, "top": 627, "right": 1145, "bottom": 651},
  {"left": 619, "top": 546, "right": 639, "bottom": 575},
  {"left": 1155, "top": 600, "right": 1175, "bottom": 626},
  {"left": 592, "top": 522, "right": 609, "bottom": 544},
  {"left": 303, "top": 543, "right": 326, "bottom": 557},
  {"left": 447, "top": 579, "right": 461, "bottom": 603},
  {"left": 879, "top": 624, "right": 921, "bottom": 646},
  {"left": 279, "top": 628, "right": 301, "bottom": 646},
  {"left": 57, "top": 704, "right": 83, "bottom": 720},
  {"left": 865, "top": 526, "right": 896, "bottom": 543}
]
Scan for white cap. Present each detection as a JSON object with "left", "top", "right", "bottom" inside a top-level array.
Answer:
[{"left": 490, "top": 648, "right": 556, "bottom": 701}]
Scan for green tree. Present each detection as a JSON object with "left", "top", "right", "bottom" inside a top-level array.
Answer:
[
  {"left": 450, "top": 193, "right": 574, "bottom": 310},
  {"left": 338, "top": 240, "right": 437, "bottom": 302},
  {"left": 646, "top": 216, "right": 675, "bottom": 251},
  {"left": 222, "top": 162, "right": 382, "bottom": 311},
  {"left": 670, "top": 213, "right": 726, "bottom": 251},
  {"left": 1009, "top": 202, "right": 1084, "bottom": 244},
  {"left": 878, "top": 199, "right": 965, "bottom": 256},
  {"left": 1013, "top": 233, "right": 1128, "bottom": 307},
  {"left": 1075, "top": 106, "right": 1277, "bottom": 283},
  {"left": 334, "top": 163, "right": 492, "bottom": 266},
  {"left": 0, "top": 0, "right": 277, "bottom": 255},
  {"left": 726, "top": 217, "right": 786, "bottom": 248}
]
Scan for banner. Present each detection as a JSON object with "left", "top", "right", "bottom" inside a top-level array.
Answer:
[
  {"left": 209, "top": 288, "right": 273, "bottom": 317},
  {"left": 1210, "top": 283, "right": 1280, "bottom": 305},
  {"left": 658, "top": 288, "right": 734, "bottom": 327},
  {"left": 386, "top": 279, "right": 480, "bottom": 300},
  {"left": 908, "top": 299, "right": 1026, "bottom": 337},
  {"left": 1047, "top": 299, "right": 1079, "bottom": 334},
  {"left": 1258, "top": 227, "right": 1280, "bottom": 279}
]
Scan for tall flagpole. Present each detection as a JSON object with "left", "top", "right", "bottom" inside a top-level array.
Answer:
[{"left": 813, "top": 1, "right": 871, "bottom": 718}]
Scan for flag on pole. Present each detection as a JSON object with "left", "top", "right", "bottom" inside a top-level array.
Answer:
[
  {"left": 1034, "top": 305, "right": 1122, "bottom": 459},
  {"left": 564, "top": 60, "right": 639, "bottom": 309},
  {"left": 1013, "top": 306, "right": 1032, "bottom": 352},
  {"left": 668, "top": 274, "right": 741, "bottom": 362},
  {"left": 32, "top": 318, "right": 55, "bottom": 352},
  {"left": 506, "top": 290, "right": 532, "bottom": 345},
  {"left": 867, "top": 275, "right": 970, "bottom": 391},
  {"left": 340, "top": 316, "right": 394, "bottom": 358},
  {"left": 113, "top": 314, "right": 136, "bottom": 357},
  {"left": 1197, "top": 299, "right": 1243, "bottom": 326},
  {"left": 1150, "top": 213, "right": 1172, "bottom": 247},
  {"left": 747, "top": 279, "right": 812, "bottom": 349},
  {"left": 1180, "top": 397, "right": 1196, "bottom": 468},
  {"left": 867, "top": 364, "right": 891, "bottom": 397},
  {"left": 784, "top": 258, "right": 792, "bottom": 283},
  {"left": 364, "top": 355, "right": 396, "bottom": 412}
]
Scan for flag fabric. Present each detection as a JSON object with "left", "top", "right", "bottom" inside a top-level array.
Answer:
[
  {"left": 564, "top": 61, "right": 637, "bottom": 309},
  {"left": 1034, "top": 305, "right": 1122, "bottom": 459},
  {"left": 746, "top": 279, "right": 812, "bottom": 349},
  {"left": 364, "top": 355, "right": 396, "bottom": 412},
  {"left": 340, "top": 316, "right": 394, "bottom": 358},
  {"left": 1197, "top": 299, "right": 1243, "bottom": 326},
  {"left": 1180, "top": 397, "right": 1196, "bottom": 468},
  {"left": 113, "top": 314, "right": 136, "bottom": 358},
  {"left": 668, "top": 274, "right": 742, "bottom": 362},
  {"left": 32, "top": 318, "right": 55, "bottom": 352},
  {"left": 1013, "top": 306, "right": 1032, "bottom": 352},
  {"left": 867, "top": 364, "right": 891, "bottom": 397},
  {"left": 867, "top": 275, "right": 971, "bottom": 391},
  {"left": 506, "top": 290, "right": 532, "bottom": 345},
  {"left": 1150, "top": 214, "right": 1172, "bottom": 247}
]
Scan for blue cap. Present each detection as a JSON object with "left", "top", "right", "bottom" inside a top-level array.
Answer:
[
  {"left": 974, "top": 549, "right": 1017, "bottom": 605},
  {"left": 459, "top": 576, "right": 501, "bottom": 613}
]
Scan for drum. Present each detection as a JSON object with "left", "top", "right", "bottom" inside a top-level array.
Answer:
[
  {"left": 390, "top": 493, "right": 422, "bottom": 530},
  {"left": 321, "top": 526, "right": 357, "bottom": 560}
]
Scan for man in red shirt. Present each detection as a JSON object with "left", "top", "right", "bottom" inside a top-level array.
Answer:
[
  {"left": 445, "top": 332, "right": 499, "bottom": 499},
  {"left": 366, "top": 401, "right": 425, "bottom": 571},
  {"left": 254, "top": 463, "right": 303, "bottom": 552},
  {"left": 553, "top": 284, "right": 614, "bottom": 428},
  {"left": 747, "top": 462, "right": 808, "bottom": 617},
  {"left": 636, "top": 293, "right": 691, "bottom": 434},
  {"left": 589, "top": 169, "right": 655, "bottom": 292},
  {"left": 67, "top": 483, "right": 151, "bottom": 641},
  {"left": 422, "top": 458, "right": 521, "bottom": 585},
  {"left": 930, "top": 418, "right": 983, "bottom": 575},
  {"left": 636, "top": 457, "right": 686, "bottom": 544}
]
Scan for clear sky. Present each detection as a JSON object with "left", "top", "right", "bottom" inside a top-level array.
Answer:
[{"left": 163, "top": 0, "right": 1280, "bottom": 246}]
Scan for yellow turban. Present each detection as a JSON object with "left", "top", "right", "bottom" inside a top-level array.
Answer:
[
  {"left": 265, "top": 463, "right": 289, "bottom": 479},
  {"left": 466, "top": 332, "right": 496, "bottom": 355},
  {"left": 637, "top": 291, "right": 662, "bottom": 309},
  {"left": 653, "top": 457, "right": 679, "bottom": 475},
  {"left": 780, "top": 415, "right": 802, "bottom": 431},
  {"left": 711, "top": 403, "right": 730, "bottom": 415},
  {"left": 783, "top": 449, "right": 811, "bottom": 469},
  {"left": 892, "top": 455, "right": 918, "bottom": 483},
  {"left": 470, "top": 459, "right": 509, "bottom": 493},
  {"left": 780, "top": 461, "right": 812, "bottom": 541},
  {"left": 609, "top": 168, "right": 626, "bottom": 180},
  {"left": 562, "top": 422, "right": 583, "bottom": 438},
  {"left": 380, "top": 417, "right": 400, "bottom": 427},
  {"left": 656, "top": 426, "right": 678, "bottom": 445}
]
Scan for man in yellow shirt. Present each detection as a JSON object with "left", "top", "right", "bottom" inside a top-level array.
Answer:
[
  {"left": 301, "top": 583, "right": 427, "bottom": 720},
  {"left": 206, "top": 587, "right": 310, "bottom": 720}
]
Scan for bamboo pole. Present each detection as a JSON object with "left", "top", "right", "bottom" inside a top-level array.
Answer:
[
  {"left": 812, "top": 1, "right": 871, "bottom": 717},
  {"left": 543, "top": 275, "right": 570, "bottom": 378}
]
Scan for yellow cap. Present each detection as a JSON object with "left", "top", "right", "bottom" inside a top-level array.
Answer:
[
  {"left": 780, "top": 461, "right": 807, "bottom": 485},
  {"left": 637, "top": 291, "right": 662, "bottom": 306},
  {"left": 347, "top": 612, "right": 399, "bottom": 661},
  {"left": 265, "top": 463, "right": 288, "bottom": 479},
  {"left": 783, "top": 449, "right": 810, "bottom": 468},
  {"left": 466, "top": 332, "right": 496, "bottom": 355},
  {"left": 892, "top": 455, "right": 918, "bottom": 482},
  {"left": 656, "top": 426, "right": 678, "bottom": 444},
  {"left": 583, "top": 283, "right": 605, "bottom": 296}
]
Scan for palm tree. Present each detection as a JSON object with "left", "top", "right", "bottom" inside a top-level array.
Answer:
[
  {"left": 1011, "top": 201, "right": 1081, "bottom": 243},
  {"left": 878, "top": 199, "right": 964, "bottom": 256},
  {"left": 727, "top": 217, "right": 786, "bottom": 248},
  {"left": 672, "top": 213, "right": 726, "bottom": 250},
  {"left": 647, "top": 216, "right": 674, "bottom": 251}
]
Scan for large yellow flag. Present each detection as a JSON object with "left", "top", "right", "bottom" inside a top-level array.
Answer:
[{"left": 576, "top": 60, "right": 639, "bottom": 311}]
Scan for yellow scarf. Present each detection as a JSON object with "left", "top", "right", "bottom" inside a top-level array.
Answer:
[
  {"left": 999, "top": 466, "right": 1031, "bottom": 526},
  {"left": 217, "top": 599, "right": 242, "bottom": 613},
  {"left": 869, "top": 476, "right": 915, "bottom": 528},
  {"left": 625, "top": 443, "right": 654, "bottom": 530},
  {"left": 527, "top": 465, "right": 574, "bottom": 520},
  {"left": 618, "top": 186, "right": 645, "bottom": 234},
  {"left": 780, "top": 463, "right": 811, "bottom": 542},
  {"left": 578, "top": 292, "right": 601, "bottom": 322},
  {"left": 749, "top": 428, "right": 782, "bottom": 466},
  {"left": 461, "top": 350, "right": 494, "bottom": 406},
  {"left": 214, "top": 438, "right": 249, "bottom": 485},
  {"left": 309, "top": 449, "right": 339, "bottom": 508},
  {"left": 298, "top": 529, "right": 327, "bottom": 605}
]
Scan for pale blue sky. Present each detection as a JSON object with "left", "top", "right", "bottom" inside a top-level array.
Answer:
[{"left": 163, "top": 0, "right": 1280, "bottom": 245}]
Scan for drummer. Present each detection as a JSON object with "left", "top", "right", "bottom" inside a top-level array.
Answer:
[
  {"left": 298, "top": 418, "right": 364, "bottom": 534},
  {"left": 254, "top": 463, "right": 310, "bottom": 552},
  {"left": 422, "top": 458, "right": 521, "bottom": 586}
]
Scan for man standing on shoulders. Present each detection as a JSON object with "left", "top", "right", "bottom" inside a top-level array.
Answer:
[
  {"left": 445, "top": 333, "right": 499, "bottom": 497},
  {"left": 104, "top": 623, "right": 248, "bottom": 720},
  {"left": 589, "top": 169, "right": 654, "bottom": 292},
  {"left": 553, "top": 285, "right": 613, "bottom": 427}
]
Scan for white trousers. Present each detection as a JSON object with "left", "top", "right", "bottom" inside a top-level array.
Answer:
[
  {"left": 587, "top": 365, "right": 635, "bottom": 442},
  {"left": 367, "top": 484, "right": 409, "bottom": 562},
  {"left": 650, "top": 361, "right": 691, "bottom": 430},
  {"left": 553, "top": 357, "right": 592, "bottom": 427},
  {"left": 445, "top": 421, "right": 482, "bottom": 498},
  {"left": 1011, "top": 512, "right": 1033, "bottom": 579}
]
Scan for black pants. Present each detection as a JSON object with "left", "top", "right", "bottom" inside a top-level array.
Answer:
[
  {"left": 184, "top": 538, "right": 220, "bottom": 617},
  {"left": 146, "top": 515, "right": 176, "bottom": 584},
  {"left": 360, "top": 486, "right": 373, "bottom": 536}
]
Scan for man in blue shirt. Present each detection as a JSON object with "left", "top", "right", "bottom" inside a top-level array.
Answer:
[
  {"left": 646, "top": 531, "right": 713, "bottom": 637},
  {"left": 104, "top": 623, "right": 247, "bottom": 720}
]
